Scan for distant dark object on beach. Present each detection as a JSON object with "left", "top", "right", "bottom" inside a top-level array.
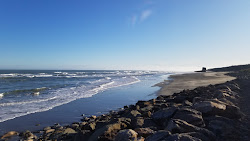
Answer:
[{"left": 195, "top": 67, "right": 207, "bottom": 72}]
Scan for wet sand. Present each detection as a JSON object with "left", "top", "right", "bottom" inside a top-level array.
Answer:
[{"left": 156, "top": 72, "right": 236, "bottom": 95}]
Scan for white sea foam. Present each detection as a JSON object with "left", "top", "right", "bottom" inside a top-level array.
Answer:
[
  {"left": 0, "top": 70, "right": 169, "bottom": 123},
  {"left": 0, "top": 76, "right": 142, "bottom": 123},
  {"left": 0, "top": 93, "right": 3, "bottom": 99}
]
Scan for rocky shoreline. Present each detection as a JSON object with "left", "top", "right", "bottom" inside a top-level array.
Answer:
[{"left": 1, "top": 68, "right": 250, "bottom": 141}]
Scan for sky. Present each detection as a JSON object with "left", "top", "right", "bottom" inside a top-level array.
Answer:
[{"left": 0, "top": 0, "right": 250, "bottom": 71}]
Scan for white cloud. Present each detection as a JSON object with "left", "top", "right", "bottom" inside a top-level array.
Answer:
[{"left": 140, "top": 9, "right": 152, "bottom": 22}]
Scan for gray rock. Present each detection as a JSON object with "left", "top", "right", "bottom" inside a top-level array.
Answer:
[
  {"left": 193, "top": 100, "right": 226, "bottom": 115},
  {"left": 145, "top": 130, "right": 171, "bottom": 141},
  {"left": 152, "top": 107, "right": 178, "bottom": 122},
  {"left": 166, "top": 119, "right": 215, "bottom": 140},
  {"left": 115, "top": 129, "right": 138, "bottom": 141},
  {"left": 173, "top": 108, "right": 205, "bottom": 127}
]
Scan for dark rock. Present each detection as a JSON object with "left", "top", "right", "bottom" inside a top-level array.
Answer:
[
  {"left": 152, "top": 107, "right": 178, "bottom": 122},
  {"left": 181, "top": 132, "right": 210, "bottom": 141},
  {"left": 21, "top": 130, "right": 37, "bottom": 140},
  {"left": 173, "top": 108, "right": 205, "bottom": 127},
  {"left": 145, "top": 130, "right": 171, "bottom": 141},
  {"left": 85, "top": 122, "right": 96, "bottom": 131},
  {"left": 165, "top": 133, "right": 202, "bottom": 141},
  {"left": 115, "top": 129, "right": 138, "bottom": 141},
  {"left": 134, "top": 128, "right": 155, "bottom": 138},
  {"left": 88, "top": 122, "right": 126, "bottom": 141},
  {"left": 123, "top": 110, "right": 142, "bottom": 119},
  {"left": 136, "top": 101, "right": 153, "bottom": 108},
  {"left": 74, "top": 130, "right": 92, "bottom": 141},
  {"left": 166, "top": 119, "right": 215, "bottom": 140},
  {"left": 117, "top": 117, "right": 132, "bottom": 127},
  {"left": 140, "top": 105, "right": 154, "bottom": 113},
  {"left": 142, "top": 111, "right": 152, "bottom": 118},
  {"left": 142, "top": 119, "right": 158, "bottom": 130},
  {"left": 131, "top": 117, "right": 144, "bottom": 128},
  {"left": 71, "top": 123, "right": 79, "bottom": 129},
  {"left": 173, "top": 96, "right": 187, "bottom": 103},
  {"left": 192, "top": 97, "right": 204, "bottom": 104}
]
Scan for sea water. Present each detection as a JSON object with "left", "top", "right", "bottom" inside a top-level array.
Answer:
[{"left": 0, "top": 70, "right": 171, "bottom": 125}]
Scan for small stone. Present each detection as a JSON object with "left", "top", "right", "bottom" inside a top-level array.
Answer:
[
  {"left": 43, "top": 126, "right": 51, "bottom": 131},
  {"left": 45, "top": 129, "right": 55, "bottom": 134}
]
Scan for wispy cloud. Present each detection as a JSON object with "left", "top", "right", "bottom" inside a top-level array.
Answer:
[
  {"left": 140, "top": 9, "right": 152, "bottom": 22},
  {"left": 131, "top": 15, "right": 137, "bottom": 26},
  {"left": 130, "top": 9, "right": 153, "bottom": 26}
]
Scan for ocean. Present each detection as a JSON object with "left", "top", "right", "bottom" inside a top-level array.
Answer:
[{"left": 0, "top": 70, "right": 171, "bottom": 127}]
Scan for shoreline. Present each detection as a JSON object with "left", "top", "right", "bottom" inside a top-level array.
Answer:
[{"left": 1, "top": 68, "right": 250, "bottom": 140}]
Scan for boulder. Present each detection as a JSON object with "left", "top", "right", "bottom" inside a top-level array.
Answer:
[
  {"left": 136, "top": 101, "right": 152, "bottom": 108},
  {"left": 206, "top": 116, "right": 236, "bottom": 138},
  {"left": 193, "top": 100, "right": 226, "bottom": 116},
  {"left": 134, "top": 128, "right": 155, "bottom": 138},
  {"left": 83, "top": 122, "right": 96, "bottom": 131},
  {"left": 115, "top": 129, "right": 138, "bottom": 141},
  {"left": 123, "top": 110, "right": 141, "bottom": 119},
  {"left": 173, "top": 108, "right": 205, "bottom": 127},
  {"left": 140, "top": 105, "right": 154, "bottom": 113},
  {"left": 165, "top": 133, "right": 202, "bottom": 141},
  {"left": 62, "top": 128, "right": 77, "bottom": 135},
  {"left": 152, "top": 107, "right": 178, "bottom": 122},
  {"left": 88, "top": 122, "right": 126, "bottom": 141},
  {"left": 145, "top": 130, "right": 171, "bottom": 141},
  {"left": 142, "top": 119, "right": 158, "bottom": 130},
  {"left": 181, "top": 132, "right": 210, "bottom": 141},
  {"left": 193, "top": 99, "right": 242, "bottom": 119},
  {"left": 117, "top": 117, "right": 132, "bottom": 127},
  {"left": 166, "top": 119, "right": 215, "bottom": 140}
]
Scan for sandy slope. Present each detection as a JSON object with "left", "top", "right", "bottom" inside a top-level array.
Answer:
[{"left": 156, "top": 72, "right": 236, "bottom": 95}]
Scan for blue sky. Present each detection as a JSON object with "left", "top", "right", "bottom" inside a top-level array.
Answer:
[{"left": 0, "top": 0, "right": 249, "bottom": 71}]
